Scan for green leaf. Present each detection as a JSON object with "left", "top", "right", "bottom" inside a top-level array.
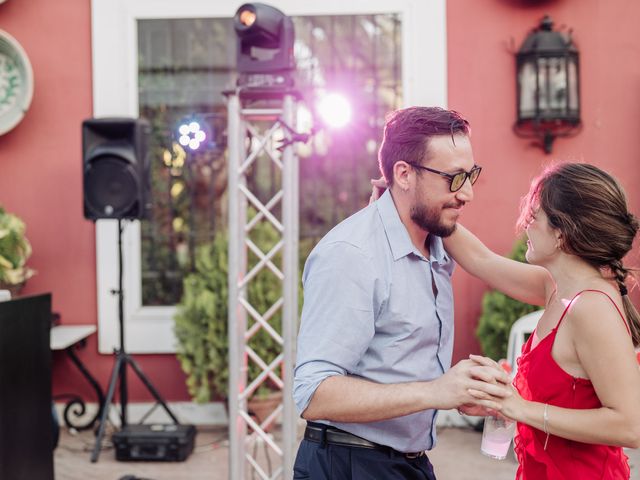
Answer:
[{"left": 0, "top": 206, "right": 35, "bottom": 286}]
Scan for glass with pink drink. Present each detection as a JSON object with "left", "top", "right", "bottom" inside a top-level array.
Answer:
[{"left": 480, "top": 416, "right": 516, "bottom": 460}]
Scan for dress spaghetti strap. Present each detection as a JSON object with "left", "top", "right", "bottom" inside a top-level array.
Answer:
[{"left": 555, "top": 289, "right": 630, "bottom": 336}]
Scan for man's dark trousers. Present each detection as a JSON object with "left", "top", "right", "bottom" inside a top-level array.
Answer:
[{"left": 293, "top": 439, "right": 437, "bottom": 480}]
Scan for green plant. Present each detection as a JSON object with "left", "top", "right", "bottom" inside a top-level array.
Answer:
[
  {"left": 174, "top": 231, "right": 229, "bottom": 402},
  {"left": 476, "top": 237, "right": 541, "bottom": 361},
  {"left": 174, "top": 219, "right": 309, "bottom": 403},
  {"left": 0, "top": 206, "right": 35, "bottom": 288}
]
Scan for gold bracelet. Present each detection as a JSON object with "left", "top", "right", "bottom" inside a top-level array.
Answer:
[{"left": 543, "top": 403, "right": 550, "bottom": 450}]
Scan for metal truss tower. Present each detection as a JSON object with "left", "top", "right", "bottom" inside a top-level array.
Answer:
[{"left": 226, "top": 88, "right": 299, "bottom": 479}]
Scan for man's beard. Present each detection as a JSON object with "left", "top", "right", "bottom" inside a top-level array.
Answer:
[{"left": 410, "top": 203, "right": 459, "bottom": 238}]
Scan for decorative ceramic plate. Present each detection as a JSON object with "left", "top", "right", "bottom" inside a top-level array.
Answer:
[{"left": 0, "top": 30, "right": 34, "bottom": 135}]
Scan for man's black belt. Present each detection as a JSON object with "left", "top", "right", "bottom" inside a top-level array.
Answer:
[{"left": 304, "top": 422, "right": 425, "bottom": 459}]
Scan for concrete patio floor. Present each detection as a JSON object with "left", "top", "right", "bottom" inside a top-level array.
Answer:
[{"left": 53, "top": 424, "right": 640, "bottom": 479}]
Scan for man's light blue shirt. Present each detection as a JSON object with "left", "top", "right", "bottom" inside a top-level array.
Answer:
[{"left": 294, "top": 189, "right": 456, "bottom": 453}]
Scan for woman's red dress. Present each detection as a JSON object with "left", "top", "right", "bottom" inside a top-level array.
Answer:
[{"left": 512, "top": 290, "right": 631, "bottom": 479}]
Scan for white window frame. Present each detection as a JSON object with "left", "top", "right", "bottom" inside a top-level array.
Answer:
[{"left": 91, "top": 0, "right": 447, "bottom": 354}]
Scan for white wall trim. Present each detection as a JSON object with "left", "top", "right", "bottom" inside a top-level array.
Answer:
[
  {"left": 91, "top": 0, "right": 447, "bottom": 353},
  {"left": 54, "top": 401, "right": 228, "bottom": 427}
]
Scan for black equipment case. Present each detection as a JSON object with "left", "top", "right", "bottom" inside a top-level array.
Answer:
[{"left": 112, "top": 424, "right": 196, "bottom": 462}]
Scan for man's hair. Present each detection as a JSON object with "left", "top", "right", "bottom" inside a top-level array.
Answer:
[
  {"left": 517, "top": 162, "right": 640, "bottom": 346},
  {"left": 378, "top": 106, "right": 470, "bottom": 187}
]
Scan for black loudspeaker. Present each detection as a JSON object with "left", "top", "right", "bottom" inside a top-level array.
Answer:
[{"left": 82, "top": 118, "right": 151, "bottom": 220}]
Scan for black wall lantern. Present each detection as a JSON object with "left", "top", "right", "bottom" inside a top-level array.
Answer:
[{"left": 514, "top": 15, "right": 581, "bottom": 154}]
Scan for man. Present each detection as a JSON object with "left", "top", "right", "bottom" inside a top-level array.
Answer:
[{"left": 293, "top": 107, "right": 510, "bottom": 479}]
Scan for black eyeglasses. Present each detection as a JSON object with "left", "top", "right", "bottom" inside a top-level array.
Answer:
[{"left": 407, "top": 163, "right": 482, "bottom": 192}]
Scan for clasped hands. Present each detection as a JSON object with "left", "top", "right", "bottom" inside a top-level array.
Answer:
[{"left": 445, "top": 354, "right": 523, "bottom": 420}]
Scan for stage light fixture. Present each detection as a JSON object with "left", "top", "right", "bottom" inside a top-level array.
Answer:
[
  {"left": 178, "top": 120, "right": 207, "bottom": 151},
  {"left": 234, "top": 2, "right": 295, "bottom": 85},
  {"left": 176, "top": 117, "right": 210, "bottom": 152}
]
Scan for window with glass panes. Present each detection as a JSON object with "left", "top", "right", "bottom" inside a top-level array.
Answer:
[{"left": 137, "top": 15, "right": 402, "bottom": 306}]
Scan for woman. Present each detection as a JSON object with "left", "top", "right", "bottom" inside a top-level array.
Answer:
[{"left": 443, "top": 163, "right": 640, "bottom": 479}]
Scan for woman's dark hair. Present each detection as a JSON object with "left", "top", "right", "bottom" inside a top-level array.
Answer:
[
  {"left": 378, "top": 107, "right": 470, "bottom": 186},
  {"left": 518, "top": 162, "right": 640, "bottom": 346}
]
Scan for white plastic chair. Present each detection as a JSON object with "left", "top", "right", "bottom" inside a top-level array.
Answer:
[{"left": 506, "top": 310, "right": 543, "bottom": 377}]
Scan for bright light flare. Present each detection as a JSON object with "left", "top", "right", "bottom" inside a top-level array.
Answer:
[
  {"left": 317, "top": 93, "right": 352, "bottom": 129},
  {"left": 177, "top": 119, "right": 207, "bottom": 151},
  {"left": 239, "top": 9, "right": 256, "bottom": 27}
]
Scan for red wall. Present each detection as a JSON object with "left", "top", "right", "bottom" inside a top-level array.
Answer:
[
  {"left": 0, "top": 0, "right": 189, "bottom": 402},
  {"left": 2, "top": 0, "right": 639, "bottom": 403},
  {"left": 447, "top": 0, "right": 640, "bottom": 361}
]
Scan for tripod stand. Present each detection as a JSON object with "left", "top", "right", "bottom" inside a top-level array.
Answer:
[{"left": 91, "top": 219, "right": 179, "bottom": 463}]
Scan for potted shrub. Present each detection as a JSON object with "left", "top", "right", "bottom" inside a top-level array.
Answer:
[
  {"left": 174, "top": 231, "right": 230, "bottom": 404},
  {"left": 0, "top": 205, "right": 35, "bottom": 296},
  {"left": 174, "top": 218, "right": 290, "bottom": 427}
]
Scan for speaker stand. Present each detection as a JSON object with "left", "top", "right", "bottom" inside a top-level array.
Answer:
[{"left": 90, "top": 219, "right": 179, "bottom": 463}]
